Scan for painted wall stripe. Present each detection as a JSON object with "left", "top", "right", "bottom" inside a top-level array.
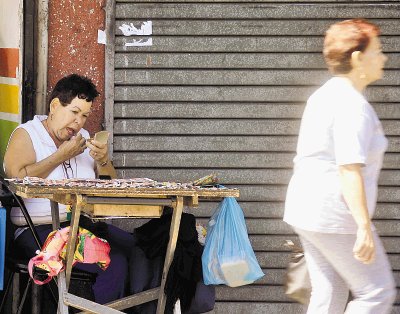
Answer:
[
  {"left": 0, "top": 112, "right": 19, "bottom": 123},
  {"left": 0, "top": 77, "right": 18, "bottom": 86},
  {"left": 0, "top": 83, "right": 19, "bottom": 114},
  {"left": 0, "top": 119, "right": 18, "bottom": 176},
  {"left": 0, "top": 48, "right": 19, "bottom": 78}
]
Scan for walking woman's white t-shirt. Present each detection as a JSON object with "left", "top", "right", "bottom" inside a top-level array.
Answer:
[
  {"left": 284, "top": 77, "right": 388, "bottom": 234},
  {"left": 8, "top": 115, "right": 95, "bottom": 226}
]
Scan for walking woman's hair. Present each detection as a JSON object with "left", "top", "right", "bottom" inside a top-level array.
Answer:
[{"left": 323, "top": 19, "right": 380, "bottom": 74}]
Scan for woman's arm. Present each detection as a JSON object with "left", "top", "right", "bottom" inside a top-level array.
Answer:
[
  {"left": 4, "top": 128, "right": 64, "bottom": 178},
  {"left": 4, "top": 128, "right": 88, "bottom": 179},
  {"left": 338, "top": 163, "right": 375, "bottom": 264}
]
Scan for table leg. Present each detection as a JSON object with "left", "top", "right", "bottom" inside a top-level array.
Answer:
[
  {"left": 57, "top": 194, "right": 82, "bottom": 313},
  {"left": 65, "top": 194, "right": 82, "bottom": 288},
  {"left": 50, "top": 200, "right": 60, "bottom": 230},
  {"left": 156, "top": 196, "right": 184, "bottom": 314},
  {"left": 57, "top": 272, "right": 69, "bottom": 314},
  {"left": 50, "top": 200, "right": 68, "bottom": 314}
]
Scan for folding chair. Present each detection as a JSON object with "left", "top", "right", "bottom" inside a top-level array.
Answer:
[
  {"left": 0, "top": 178, "right": 57, "bottom": 314},
  {"left": 0, "top": 179, "right": 96, "bottom": 314}
]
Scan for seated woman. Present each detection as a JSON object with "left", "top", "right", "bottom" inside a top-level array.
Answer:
[{"left": 3, "top": 74, "right": 135, "bottom": 305}]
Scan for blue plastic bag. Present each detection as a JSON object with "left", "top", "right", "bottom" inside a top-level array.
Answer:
[{"left": 202, "top": 197, "right": 264, "bottom": 287}]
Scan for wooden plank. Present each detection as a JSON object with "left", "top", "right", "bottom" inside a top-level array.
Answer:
[
  {"left": 115, "top": 52, "right": 400, "bottom": 69},
  {"left": 115, "top": 19, "right": 400, "bottom": 36},
  {"left": 114, "top": 135, "right": 400, "bottom": 153},
  {"left": 115, "top": 36, "right": 400, "bottom": 53},
  {"left": 101, "top": 287, "right": 159, "bottom": 311},
  {"left": 114, "top": 86, "right": 400, "bottom": 103},
  {"left": 11, "top": 182, "right": 238, "bottom": 199},
  {"left": 156, "top": 196, "right": 184, "bottom": 313},
  {"left": 64, "top": 292, "right": 123, "bottom": 313},
  {"left": 116, "top": 3, "right": 400, "bottom": 19},
  {"left": 87, "top": 204, "right": 163, "bottom": 217},
  {"left": 115, "top": 69, "right": 399, "bottom": 86}
]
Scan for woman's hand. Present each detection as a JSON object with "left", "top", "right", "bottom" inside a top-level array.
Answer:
[
  {"left": 86, "top": 138, "right": 117, "bottom": 179},
  {"left": 353, "top": 226, "right": 375, "bottom": 264},
  {"left": 57, "top": 134, "right": 87, "bottom": 160},
  {"left": 86, "top": 139, "right": 108, "bottom": 165}
]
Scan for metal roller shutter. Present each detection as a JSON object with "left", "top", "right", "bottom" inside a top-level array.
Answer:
[{"left": 105, "top": 1, "right": 400, "bottom": 312}]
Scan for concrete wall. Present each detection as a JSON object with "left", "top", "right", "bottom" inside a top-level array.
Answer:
[{"left": 47, "top": 0, "right": 106, "bottom": 135}]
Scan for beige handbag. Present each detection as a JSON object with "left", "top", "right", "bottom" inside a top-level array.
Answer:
[{"left": 284, "top": 240, "right": 311, "bottom": 305}]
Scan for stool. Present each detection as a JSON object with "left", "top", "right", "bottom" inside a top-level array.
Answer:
[
  {"left": 0, "top": 255, "right": 45, "bottom": 314},
  {"left": 0, "top": 179, "right": 97, "bottom": 314},
  {"left": 0, "top": 255, "right": 97, "bottom": 314}
]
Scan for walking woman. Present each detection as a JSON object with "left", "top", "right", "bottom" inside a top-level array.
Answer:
[{"left": 284, "top": 19, "right": 396, "bottom": 313}]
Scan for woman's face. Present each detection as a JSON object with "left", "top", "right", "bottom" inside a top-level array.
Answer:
[
  {"left": 50, "top": 96, "right": 92, "bottom": 141},
  {"left": 360, "top": 36, "right": 387, "bottom": 84}
]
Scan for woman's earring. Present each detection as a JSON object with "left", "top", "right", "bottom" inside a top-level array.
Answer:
[{"left": 50, "top": 113, "right": 53, "bottom": 120}]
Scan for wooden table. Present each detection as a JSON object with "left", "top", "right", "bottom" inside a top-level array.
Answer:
[{"left": 9, "top": 181, "right": 239, "bottom": 314}]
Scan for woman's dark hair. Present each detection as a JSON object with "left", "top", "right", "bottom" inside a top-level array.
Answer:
[
  {"left": 323, "top": 19, "right": 380, "bottom": 74},
  {"left": 48, "top": 74, "right": 99, "bottom": 109}
]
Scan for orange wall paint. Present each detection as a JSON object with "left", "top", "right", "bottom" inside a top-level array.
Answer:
[
  {"left": 48, "top": 0, "right": 106, "bottom": 136},
  {"left": 0, "top": 48, "right": 19, "bottom": 78}
]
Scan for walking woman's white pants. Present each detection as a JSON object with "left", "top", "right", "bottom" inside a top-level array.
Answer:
[{"left": 294, "top": 228, "right": 396, "bottom": 314}]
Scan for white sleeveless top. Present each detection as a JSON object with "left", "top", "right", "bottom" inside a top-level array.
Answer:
[{"left": 9, "top": 115, "right": 95, "bottom": 226}]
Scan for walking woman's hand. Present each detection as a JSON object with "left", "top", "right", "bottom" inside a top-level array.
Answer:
[{"left": 353, "top": 226, "right": 375, "bottom": 264}]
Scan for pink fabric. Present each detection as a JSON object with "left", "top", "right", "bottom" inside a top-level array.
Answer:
[{"left": 28, "top": 226, "right": 110, "bottom": 285}]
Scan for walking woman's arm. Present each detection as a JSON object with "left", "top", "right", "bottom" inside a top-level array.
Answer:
[{"left": 339, "top": 163, "right": 375, "bottom": 264}]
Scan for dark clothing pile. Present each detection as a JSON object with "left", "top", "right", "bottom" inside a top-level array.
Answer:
[{"left": 132, "top": 212, "right": 214, "bottom": 314}]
